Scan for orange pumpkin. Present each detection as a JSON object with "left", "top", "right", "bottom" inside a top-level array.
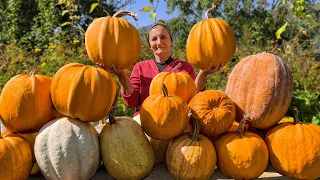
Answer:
[
  {"left": 85, "top": 10, "right": 141, "bottom": 69},
  {"left": 140, "top": 84, "right": 189, "bottom": 140},
  {"left": 265, "top": 108, "right": 320, "bottom": 179},
  {"left": 214, "top": 115, "right": 269, "bottom": 179},
  {"left": 0, "top": 133, "right": 33, "bottom": 180},
  {"left": 188, "top": 90, "right": 235, "bottom": 137},
  {"left": 149, "top": 63, "right": 197, "bottom": 103},
  {"left": 166, "top": 114, "right": 217, "bottom": 180},
  {"left": 51, "top": 63, "right": 117, "bottom": 122},
  {"left": 225, "top": 52, "right": 293, "bottom": 129},
  {"left": 186, "top": 3, "right": 236, "bottom": 69},
  {"left": 0, "top": 68, "right": 52, "bottom": 133}
]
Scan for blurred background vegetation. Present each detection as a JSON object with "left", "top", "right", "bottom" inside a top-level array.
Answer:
[{"left": 0, "top": 0, "right": 319, "bottom": 124}]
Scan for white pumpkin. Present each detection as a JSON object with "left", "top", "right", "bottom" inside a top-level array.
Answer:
[{"left": 34, "top": 117, "right": 100, "bottom": 180}]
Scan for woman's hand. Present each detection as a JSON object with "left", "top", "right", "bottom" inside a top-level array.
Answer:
[
  {"left": 200, "top": 62, "right": 226, "bottom": 76},
  {"left": 105, "top": 64, "right": 129, "bottom": 78}
]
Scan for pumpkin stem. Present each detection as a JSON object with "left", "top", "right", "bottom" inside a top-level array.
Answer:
[
  {"left": 237, "top": 113, "right": 251, "bottom": 137},
  {"left": 29, "top": 68, "right": 43, "bottom": 75},
  {"left": 205, "top": 0, "right": 221, "bottom": 19},
  {"left": 189, "top": 111, "right": 200, "bottom": 141},
  {"left": 293, "top": 106, "right": 300, "bottom": 124},
  {"left": 172, "top": 63, "right": 182, "bottom": 72},
  {"left": 161, "top": 84, "right": 169, "bottom": 97},
  {"left": 108, "top": 83, "right": 120, "bottom": 125},
  {"left": 113, "top": 10, "right": 138, "bottom": 21}
]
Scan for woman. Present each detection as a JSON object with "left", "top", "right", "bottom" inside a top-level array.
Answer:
[{"left": 108, "top": 23, "right": 224, "bottom": 119}]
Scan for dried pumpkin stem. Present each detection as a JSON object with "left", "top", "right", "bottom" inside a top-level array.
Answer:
[
  {"left": 190, "top": 112, "right": 200, "bottom": 141},
  {"left": 113, "top": 10, "right": 138, "bottom": 21},
  {"left": 108, "top": 83, "right": 120, "bottom": 125},
  {"left": 172, "top": 63, "right": 182, "bottom": 72},
  {"left": 161, "top": 84, "right": 169, "bottom": 97},
  {"left": 237, "top": 113, "right": 251, "bottom": 137},
  {"left": 205, "top": 0, "right": 221, "bottom": 19},
  {"left": 29, "top": 68, "right": 43, "bottom": 75},
  {"left": 293, "top": 106, "right": 300, "bottom": 124}
]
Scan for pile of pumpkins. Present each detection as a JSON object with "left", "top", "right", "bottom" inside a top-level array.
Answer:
[{"left": 1, "top": 7, "right": 320, "bottom": 180}]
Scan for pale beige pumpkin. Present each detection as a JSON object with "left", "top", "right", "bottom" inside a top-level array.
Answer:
[
  {"left": 149, "top": 63, "right": 197, "bottom": 103},
  {"left": 265, "top": 109, "right": 320, "bottom": 179},
  {"left": 34, "top": 116, "right": 100, "bottom": 180},
  {"left": 166, "top": 114, "right": 217, "bottom": 180},
  {"left": 51, "top": 63, "right": 117, "bottom": 122},
  {"left": 0, "top": 133, "right": 33, "bottom": 180},
  {"left": 85, "top": 10, "right": 141, "bottom": 69},
  {"left": 225, "top": 52, "right": 293, "bottom": 129},
  {"left": 186, "top": 3, "right": 236, "bottom": 69},
  {"left": 0, "top": 68, "right": 52, "bottom": 133}
]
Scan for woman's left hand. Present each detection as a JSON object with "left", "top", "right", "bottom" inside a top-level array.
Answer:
[{"left": 200, "top": 62, "right": 226, "bottom": 76}]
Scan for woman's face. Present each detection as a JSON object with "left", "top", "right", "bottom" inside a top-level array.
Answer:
[{"left": 148, "top": 25, "right": 172, "bottom": 59}]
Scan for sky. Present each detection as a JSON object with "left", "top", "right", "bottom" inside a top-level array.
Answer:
[{"left": 124, "top": 0, "right": 179, "bottom": 28}]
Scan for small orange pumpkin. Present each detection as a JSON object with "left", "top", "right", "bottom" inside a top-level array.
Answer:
[
  {"left": 214, "top": 115, "right": 269, "bottom": 179},
  {"left": 85, "top": 10, "right": 141, "bottom": 69},
  {"left": 188, "top": 90, "right": 235, "bottom": 137},
  {"left": 166, "top": 113, "right": 217, "bottom": 180},
  {"left": 186, "top": 3, "right": 236, "bottom": 69},
  {"left": 51, "top": 63, "right": 117, "bottom": 122},
  {"left": 265, "top": 108, "right": 320, "bottom": 179},
  {"left": 140, "top": 84, "right": 189, "bottom": 140},
  {"left": 149, "top": 63, "right": 197, "bottom": 103},
  {"left": 0, "top": 68, "right": 52, "bottom": 133}
]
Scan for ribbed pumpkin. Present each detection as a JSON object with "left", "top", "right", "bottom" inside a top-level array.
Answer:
[
  {"left": 166, "top": 114, "right": 217, "bottom": 180},
  {"left": 149, "top": 63, "right": 196, "bottom": 103},
  {"left": 100, "top": 107, "right": 154, "bottom": 180},
  {"left": 85, "top": 10, "right": 141, "bottom": 69},
  {"left": 214, "top": 115, "right": 269, "bottom": 179},
  {"left": 0, "top": 68, "right": 52, "bottom": 133},
  {"left": 265, "top": 108, "right": 320, "bottom": 179},
  {"left": 34, "top": 117, "right": 100, "bottom": 180},
  {"left": 188, "top": 90, "right": 235, "bottom": 137},
  {"left": 0, "top": 133, "right": 33, "bottom": 180},
  {"left": 186, "top": 3, "right": 236, "bottom": 69},
  {"left": 140, "top": 84, "right": 189, "bottom": 140},
  {"left": 225, "top": 52, "right": 293, "bottom": 129},
  {"left": 51, "top": 63, "right": 117, "bottom": 122}
]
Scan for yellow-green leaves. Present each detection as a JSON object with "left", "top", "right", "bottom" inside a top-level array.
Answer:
[{"left": 276, "top": 22, "right": 288, "bottom": 39}]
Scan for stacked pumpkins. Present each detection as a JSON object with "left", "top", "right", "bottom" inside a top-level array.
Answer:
[{"left": 0, "top": 4, "right": 319, "bottom": 180}]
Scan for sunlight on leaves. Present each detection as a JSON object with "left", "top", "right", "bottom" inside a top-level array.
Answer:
[
  {"left": 90, "top": 3, "right": 99, "bottom": 13},
  {"left": 150, "top": 12, "right": 156, "bottom": 21},
  {"left": 276, "top": 22, "right": 288, "bottom": 39},
  {"left": 140, "top": 6, "right": 152, "bottom": 12}
]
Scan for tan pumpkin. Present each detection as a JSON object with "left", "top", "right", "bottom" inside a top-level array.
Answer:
[
  {"left": 226, "top": 52, "right": 293, "bottom": 129},
  {"left": 34, "top": 116, "right": 100, "bottom": 180},
  {"left": 149, "top": 63, "right": 197, "bottom": 103},
  {"left": 0, "top": 132, "right": 33, "bottom": 180},
  {"left": 51, "top": 63, "right": 117, "bottom": 122},
  {"left": 140, "top": 84, "right": 189, "bottom": 140},
  {"left": 0, "top": 68, "right": 52, "bottom": 133},
  {"left": 265, "top": 108, "right": 320, "bottom": 179},
  {"left": 166, "top": 113, "right": 217, "bottom": 180},
  {"left": 100, "top": 107, "right": 154, "bottom": 180},
  {"left": 186, "top": 3, "right": 236, "bottom": 69},
  {"left": 188, "top": 90, "right": 235, "bottom": 137},
  {"left": 85, "top": 10, "right": 141, "bottom": 69},
  {"left": 214, "top": 115, "right": 269, "bottom": 179}
]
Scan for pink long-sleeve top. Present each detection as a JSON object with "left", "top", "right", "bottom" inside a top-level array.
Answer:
[{"left": 121, "top": 59, "right": 196, "bottom": 116}]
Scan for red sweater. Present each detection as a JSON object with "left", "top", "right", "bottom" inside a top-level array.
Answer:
[{"left": 121, "top": 59, "right": 196, "bottom": 116}]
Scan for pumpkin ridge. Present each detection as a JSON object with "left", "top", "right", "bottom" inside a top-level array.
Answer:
[
  {"left": 207, "top": 19, "right": 217, "bottom": 65},
  {"left": 98, "top": 18, "right": 107, "bottom": 64},
  {"left": 213, "top": 19, "right": 228, "bottom": 62}
]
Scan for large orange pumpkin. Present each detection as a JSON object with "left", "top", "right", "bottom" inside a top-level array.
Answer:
[
  {"left": 188, "top": 90, "right": 235, "bottom": 137},
  {"left": 214, "top": 115, "right": 269, "bottom": 179},
  {"left": 140, "top": 84, "right": 189, "bottom": 140},
  {"left": 85, "top": 10, "right": 141, "bottom": 69},
  {"left": 0, "top": 133, "right": 33, "bottom": 180},
  {"left": 265, "top": 108, "right": 320, "bottom": 179},
  {"left": 149, "top": 63, "right": 196, "bottom": 103},
  {"left": 0, "top": 68, "right": 52, "bottom": 133},
  {"left": 186, "top": 3, "right": 236, "bottom": 69},
  {"left": 166, "top": 113, "right": 217, "bottom": 180},
  {"left": 51, "top": 63, "right": 117, "bottom": 122},
  {"left": 225, "top": 52, "right": 293, "bottom": 129}
]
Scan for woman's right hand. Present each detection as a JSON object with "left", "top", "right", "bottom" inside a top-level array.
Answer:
[{"left": 104, "top": 64, "right": 129, "bottom": 79}]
